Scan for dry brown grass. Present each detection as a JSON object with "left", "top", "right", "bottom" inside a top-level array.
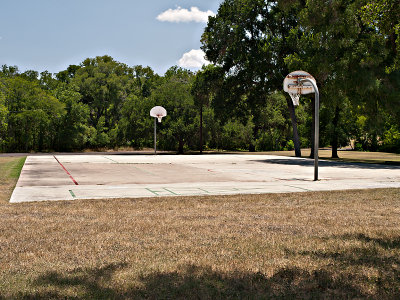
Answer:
[{"left": 1, "top": 188, "right": 400, "bottom": 298}]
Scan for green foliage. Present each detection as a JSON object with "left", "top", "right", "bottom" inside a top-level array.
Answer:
[
  {"left": 255, "top": 92, "right": 296, "bottom": 151},
  {"left": 381, "top": 126, "right": 400, "bottom": 153},
  {"left": 1, "top": 12, "right": 399, "bottom": 157},
  {"left": 54, "top": 86, "right": 90, "bottom": 151},
  {"left": 201, "top": 107, "right": 222, "bottom": 150},
  {"left": 201, "top": 0, "right": 307, "bottom": 155},
  {"left": 284, "top": 140, "right": 294, "bottom": 151},
  {"left": 154, "top": 67, "right": 197, "bottom": 153},
  {"left": 221, "top": 118, "right": 254, "bottom": 150},
  {"left": 3, "top": 76, "right": 64, "bottom": 152},
  {"left": 119, "top": 94, "right": 155, "bottom": 148},
  {"left": 360, "top": 0, "right": 400, "bottom": 72},
  {"left": 0, "top": 85, "right": 8, "bottom": 150},
  {"left": 71, "top": 55, "right": 135, "bottom": 133}
]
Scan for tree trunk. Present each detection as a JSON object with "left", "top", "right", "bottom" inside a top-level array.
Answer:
[
  {"left": 331, "top": 106, "right": 340, "bottom": 159},
  {"left": 286, "top": 98, "right": 301, "bottom": 157},
  {"left": 38, "top": 125, "right": 43, "bottom": 152},
  {"left": 199, "top": 105, "right": 203, "bottom": 154},
  {"left": 178, "top": 139, "right": 184, "bottom": 154}
]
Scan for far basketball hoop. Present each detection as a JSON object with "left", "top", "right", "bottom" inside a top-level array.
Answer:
[
  {"left": 150, "top": 106, "right": 167, "bottom": 123},
  {"left": 283, "top": 70, "right": 316, "bottom": 106},
  {"left": 283, "top": 70, "right": 320, "bottom": 181},
  {"left": 150, "top": 106, "right": 167, "bottom": 154}
]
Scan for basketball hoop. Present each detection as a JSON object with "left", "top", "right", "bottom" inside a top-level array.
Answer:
[
  {"left": 150, "top": 106, "right": 167, "bottom": 154},
  {"left": 289, "top": 92, "right": 300, "bottom": 106},
  {"left": 150, "top": 106, "right": 167, "bottom": 123},
  {"left": 283, "top": 70, "right": 320, "bottom": 181},
  {"left": 283, "top": 70, "right": 316, "bottom": 106}
]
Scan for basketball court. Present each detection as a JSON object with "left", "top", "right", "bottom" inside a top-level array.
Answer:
[{"left": 10, "top": 154, "right": 400, "bottom": 202}]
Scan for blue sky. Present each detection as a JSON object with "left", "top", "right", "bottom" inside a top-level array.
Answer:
[{"left": 0, "top": 0, "right": 222, "bottom": 75}]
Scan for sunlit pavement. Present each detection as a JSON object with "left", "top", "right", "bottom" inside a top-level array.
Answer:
[{"left": 10, "top": 154, "right": 400, "bottom": 202}]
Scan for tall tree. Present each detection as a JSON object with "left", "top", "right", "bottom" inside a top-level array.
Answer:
[
  {"left": 71, "top": 56, "right": 135, "bottom": 138},
  {"left": 284, "top": 0, "right": 390, "bottom": 157},
  {"left": 360, "top": 0, "right": 399, "bottom": 73},
  {"left": 3, "top": 76, "right": 64, "bottom": 152},
  {"left": 152, "top": 67, "right": 197, "bottom": 154},
  {"left": 53, "top": 85, "right": 91, "bottom": 151},
  {"left": 191, "top": 65, "right": 223, "bottom": 153},
  {"left": 201, "top": 0, "right": 304, "bottom": 156},
  {"left": 0, "top": 78, "right": 8, "bottom": 151}
]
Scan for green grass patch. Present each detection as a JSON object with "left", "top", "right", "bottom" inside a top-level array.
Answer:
[
  {"left": 0, "top": 156, "right": 26, "bottom": 203},
  {"left": 9, "top": 157, "right": 26, "bottom": 179},
  {"left": 0, "top": 156, "right": 26, "bottom": 180}
]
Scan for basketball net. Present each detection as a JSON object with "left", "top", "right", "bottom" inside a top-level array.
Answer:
[
  {"left": 289, "top": 92, "right": 300, "bottom": 106},
  {"left": 157, "top": 116, "right": 163, "bottom": 123}
]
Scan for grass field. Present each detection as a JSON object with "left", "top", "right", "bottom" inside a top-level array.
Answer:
[
  {"left": 1, "top": 155, "right": 400, "bottom": 298},
  {"left": 0, "top": 156, "right": 26, "bottom": 203}
]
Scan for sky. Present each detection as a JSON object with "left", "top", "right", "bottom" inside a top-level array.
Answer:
[{"left": 0, "top": 0, "right": 223, "bottom": 75}]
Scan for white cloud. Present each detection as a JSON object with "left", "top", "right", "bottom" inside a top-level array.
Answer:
[
  {"left": 156, "top": 6, "right": 215, "bottom": 23},
  {"left": 178, "top": 49, "right": 210, "bottom": 68}
]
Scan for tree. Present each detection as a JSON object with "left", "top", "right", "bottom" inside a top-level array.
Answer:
[
  {"left": 359, "top": 0, "right": 400, "bottom": 151},
  {"left": 1, "top": 65, "right": 19, "bottom": 77},
  {"left": 56, "top": 65, "right": 81, "bottom": 83},
  {"left": 255, "top": 92, "right": 296, "bottom": 151},
  {"left": 3, "top": 76, "right": 64, "bottom": 152},
  {"left": 119, "top": 94, "right": 155, "bottom": 149},
  {"left": 201, "top": 0, "right": 304, "bottom": 156},
  {"left": 53, "top": 86, "right": 91, "bottom": 151},
  {"left": 0, "top": 78, "right": 8, "bottom": 151},
  {"left": 360, "top": 0, "right": 400, "bottom": 73},
  {"left": 191, "top": 65, "right": 223, "bottom": 153},
  {"left": 283, "top": 0, "right": 392, "bottom": 158},
  {"left": 133, "top": 65, "right": 160, "bottom": 98},
  {"left": 152, "top": 67, "right": 197, "bottom": 154},
  {"left": 70, "top": 56, "right": 135, "bottom": 147}
]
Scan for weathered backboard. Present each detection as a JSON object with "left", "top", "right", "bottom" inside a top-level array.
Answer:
[
  {"left": 150, "top": 106, "right": 167, "bottom": 123},
  {"left": 283, "top": 70, "right": 316, "bottom": 94},
  {"left": 283, "top": 70, "right": 316, "bottom": 105}
]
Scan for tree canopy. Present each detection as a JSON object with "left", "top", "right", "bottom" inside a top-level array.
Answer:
[{"left": 0, "top": 0, "right": 399, "bottom": 154}]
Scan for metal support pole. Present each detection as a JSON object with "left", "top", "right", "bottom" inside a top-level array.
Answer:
[
  {"left": 154, "top": 117, "right": 157, "bottom": 155},
  {"left": 301, "top": 79, "right": 319, "bottom": 181}
]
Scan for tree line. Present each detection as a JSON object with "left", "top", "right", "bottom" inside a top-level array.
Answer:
[{"left": 0, "top": 0, "right": 399, "bottom": 155}]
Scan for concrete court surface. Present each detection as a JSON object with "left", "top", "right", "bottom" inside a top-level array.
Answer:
[{"left": 9, "top": 154, "right": 400, "bottom": 203}]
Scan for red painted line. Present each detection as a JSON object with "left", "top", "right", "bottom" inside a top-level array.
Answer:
[{"left": 53, "top": 156, "right": 79, "bottom": 185}]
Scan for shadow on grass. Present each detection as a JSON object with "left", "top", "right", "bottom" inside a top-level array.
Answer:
[
  {"left": 17, "top": 265, "right": 364, "bottom": 299},
  {"left": 22, "top": 262, "right": 128, "bottom": 299},
  {"left": 344, "top": 233, "right": 400, "bottom": 250},
  {"left": 17, "top": 264, "right": 381, "bottom": 299},
  {"left": 251, "top": 158, "right": 400, "bottom": 170},
  {"left": 15, "top": 234, "right": 400, "bottom": 299},
  {"left": 296, "top": 234, "right": 400, "bottom": 298}
]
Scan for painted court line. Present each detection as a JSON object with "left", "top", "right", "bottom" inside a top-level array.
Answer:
[
  {"left": 103, "top": 156, "right": 119, "bottom": 163},
  {"left": 69, "top": 190, "right": 76, "bottom": 198},
  {"left": 286, "top": 185, "right": 312, "bottom": 192},
  {"left": 9, "top": 154, "right": 400, "bottom": 203},
  {"left": 53, "top": 155, "right": 79, "bottom": 185}
]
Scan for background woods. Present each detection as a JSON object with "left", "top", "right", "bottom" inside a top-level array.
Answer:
[{"left": 0, "top": 0, "right": 399, "bottom": 155}]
